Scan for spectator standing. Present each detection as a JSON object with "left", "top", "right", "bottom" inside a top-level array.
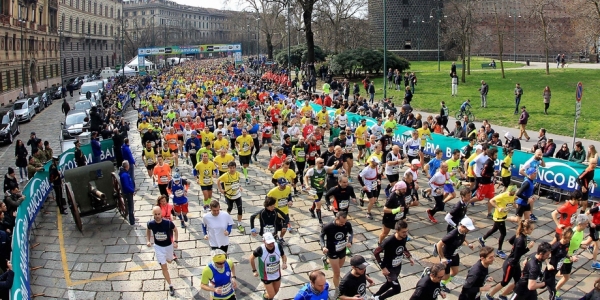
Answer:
[
  {"left": 514, "top": 83, "right": 523, "bottom": 115},
  {"left": 122, "top": 138, "right": 136, "bottom": 185},
  {"left": 451, "top": 73, "right": 458, "bottom": 96},
  {"left": 26, "top": 132, "right": 40, "bottom": 154},
  {"left": 587, "top": 145, "right": 598, "bottom": 164},
  {"left": 61, "top": 99, "right": 70, "bottom": 117},
  {"left": 556, "top": 143, "right": 570, "bottom": 160},
  {"left": 91, "top": 132, "right": 102, "bottom": 164},
  {"left": 0, "top": 261, "right": 14, "bottom": 299},
  {"left": 409, "top": 72, "right": 417, "bottom": 94},
  {"left": 3, "top": 168, "right": 17, "bottom": 195},
  {"left": 49, "top": 157, "right": 67, "bottom": 215},
  {"left": 569, "top": 141, "right": 586, "bottom": 163},
  {"left": 14, "top": 140, "right": 27, "bottom": 183},
  {"left": 119, "top": 161, "right": 136, "bottom": 225},
  {"left": 556, "top": 53, "right": 561, "bottom": 68},
  {"left": 368, "top": 81, "right": 375, "bottom": 104},
  {"left": 74, "top": 140, "right": 86, "bottom": 167},
  {"left": 543, "top": 86, "right": 551, "bottom": 114},
  {"left": 518, "top": 106, "right": 530, "bottom": 141},
  {"left": 479, "top": 81, "right": 489, "bottom": 108}
]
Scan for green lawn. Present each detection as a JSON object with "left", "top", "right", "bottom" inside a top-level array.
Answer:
[
  {"left": 407, "top": 57, "right": 524, "bottom": 72},
  {"left": 368, "top": 63, "right": 600, "bottom": 140}
]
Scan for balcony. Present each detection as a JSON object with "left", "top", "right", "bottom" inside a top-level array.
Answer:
[
  {"left": 29, "top": 22, "right": 35, "bottom": 30},
  {"left": 37, "top": 24, "right": 47, "bottom": 32},
  {"left": 0, "top": 15, "right": 10, "bottom": 25},
  {"left": 48, "top": 0, "right": 58, "bottom": 9}
]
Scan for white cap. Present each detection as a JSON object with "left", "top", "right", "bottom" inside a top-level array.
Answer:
[
  {"left": 370, "top": 157, "right": 381, "bottom": 164},
  {"left": 263, "top": 232, "right": 276, "bottom": 244},
  {"left": 460, "top": 217, "right": 476, "bottom": 231},
  {"left": 218, "top": 122, "right": 223, "bottom": 125},
  {"left": 475, "top": 145, "right": 483, "bottom": 151},
  {"left": 504, "top": 132, "right": 513, "bottom": 140},
  {"left": 411, "top": 159, "right": 421, "bottom": 166}
]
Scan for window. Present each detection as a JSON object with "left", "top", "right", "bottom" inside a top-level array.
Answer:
[
  {"left": 76, "top": 0, "right": 79, "bottom": 9},
  {"left": 79, "top": 57, "right": 81, "bottom": 71},
  {"left": 111, "top": 7, "right": 113, "bottom": 18},
  {"left": 63, "top": 59, "right": 67, "bottom": 75},
  {"left": 402, "top": 18, "right": 409, "bottom": 27},
  {"left": 124, "top": 12, "right": 128, "bottom": 17},
  {"left": 94, "top": 2, "right": 96, "bottom": 15},
  {"left": 14, "top": 70, "right": 17, "bottom": 87},
  {"left": 142, "top": 18, "right": 145, "bottom": 26},
  {"left": 402, "top": 0, "right": 408, "bottom": 3},
  {"left": 71, "top": 58, "right": 74, "bottom": 73}
]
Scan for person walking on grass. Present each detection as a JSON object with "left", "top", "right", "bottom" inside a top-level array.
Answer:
[
  {"left": 451, "top": 73, "right": 459, "bottom": 96},
  {"left": 543, "top": 86, "right": 551, "bottom": 115},
  {"left": 514, "top": 83, "right": 523, "bottom": 115},
  {"left": 479, "top": 80, "right": 489, "bottom": 108},
  {"left": 518, "top": 106, "right": 530, "bottom": 141}
]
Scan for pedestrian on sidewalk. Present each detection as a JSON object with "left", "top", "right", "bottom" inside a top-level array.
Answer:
[
  {"left": 543, "top": 86, "right": 551, "bottom": 115},
  {"left": 514, "top": 83, "right": 523, "bottom": 115},
  {"left": 479, "top": 80, "right": 489, "bottom": 108},
  {"left": 518, "top": 106, "right": 530, "bottom": 141}
]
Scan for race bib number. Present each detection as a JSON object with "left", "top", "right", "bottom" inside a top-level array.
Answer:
[
  {"left": 264, "top": 225, "right": 275, "bottom": 234},
  {"left": 266, "top": 262, "right": 280, "bottom": 274},
  {"left": 189, "top": 149, "right": 197, "bottom": 154},
  {"left": 345, "top": 145, "right": 352, "bottom": 152},
  {"left": 150, "top": 141, "right": 156, "bottom": 147},
  {"left": 164, "top": 158, "right": 172, "bottom": 165},
  {"left": 278, "top": 198, "right": 288, "bottom": 207},
  {"left": 175, "top": 190, "right": 184, "bottom": 197},
  {"left": 219, "top": 282, "right": 232, "bottom": 295},
  {"left": 169, "top": 139, "right": 177, "bottom": 144},
  {"left": 310, "top": 151, "right": 317, "bottom": 157},
  {"left": 203, "top": 178, "right": 211, "bottom": 184},
  {"left": 395, "top": 210, "right": 404, "bottom": 220},
  {"left": 339, "top": 200, "right": 349, "bottom": 209},
  {"left": 230, "top": 183, "right": 240, "bottom": 192},
  {"left": 386, "top": 144, "right": 392, "bottom": 151},
  {"left": 221, "top": 163, "right": 228, "bottom": 170},
  {"left": 297, "top": 150, "right": 305, "bottom": 157},
  {"left": 335, "top": 241, "right": 346, "bottom": 252},
  {"left": 392, "top": 256, "right": 402, "bottom": 267},
  {"left": 146, "top": 158, "right": 154, "bottom": 165},
  {"left": 557, "top": 258, "right": 566, "bottom": 269},
  {"left": 154, "top": 232, "right": 167, "bottom": 241},
  {"left": 243, "top": 146, "right": 249, "bottom": 152},
  {"left": 160, "top": 176, "right": 169, "bottom": 183},
  {"left": 316, "top": 140, "right": 322, "bottom": 146}
]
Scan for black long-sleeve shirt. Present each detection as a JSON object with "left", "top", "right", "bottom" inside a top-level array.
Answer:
[
  {"left": 506, "top": 234, "right": 529, "bottom": 266},
  {"left": 249, "top": 208, "right": 289, "bottom": 235}
]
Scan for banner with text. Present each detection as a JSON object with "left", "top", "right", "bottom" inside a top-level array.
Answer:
[{"left": 11, "top": 139, "right": 115, "bottom": 299}]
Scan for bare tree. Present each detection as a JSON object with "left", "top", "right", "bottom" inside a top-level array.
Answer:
[
  {"left": 296, "top": 0, "right": 318, "bottom": 63},
  {"left": 232, "top": 0, "right": 286, "bottom": 59},
  {"left": 526, "top": 0, "right": 558, "bottom": 75},
  {"left": 445, "top": 0, "right": 474, "bottom": 82},
  {"left": 314, "top": 0, "right": 366, "bottom": 53},
  {"left": 492, "top": 1, "right": 506, "bottom": 78}
]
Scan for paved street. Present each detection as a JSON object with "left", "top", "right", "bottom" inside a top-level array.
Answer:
[{"left": 2, "top": 93, "right": 597, "bottom": 300}]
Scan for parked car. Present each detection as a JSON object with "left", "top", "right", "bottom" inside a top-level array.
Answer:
[
  {"left": 61, "top": 109, "right": 90, "bottom": 140},
  {"left": 74, "top": 100, "right": 93, "bottom": 114},
  {"left": 52, "top": 86, "right": 62, "bottom": 99},
  {"left": 41, "top": 91, "right": 52, "bottom": 106},
  {"left": 71, "top": 77, "right": 83, "bottom": 90},
  {"left": 13, "top": 98, "right": 36, "bottom": 122},
  {"left": 0, "top": 106, "right": 19, "bottom": 144},
  {"left": 32, "top": 95, "right": 44, "bottom": 113}
]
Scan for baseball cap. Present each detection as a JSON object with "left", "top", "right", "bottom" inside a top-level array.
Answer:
[
  {"left": 350, "top": 255, "right": 369, "bottom": 269},
  {"left": 369, "top": 157, "right": 381, "bottom": 164},
  {"left": 392, "top": 181, "right": 407, "bottom": 191},
  {"left": 277, "top": 178, "right": 289, "bottom": 185},
  {"left": 475, "top": 145, "right": 483, "bottom": 151},
  {"left": 411, "top": 159, "right": 421, "bottom": 166},
  {"left": 30, "top": 131, "right": 35, "bottom": 135},
  {"left": 218, "top": 122, "right": 223, "bottom": 125},
  {"left": 263, "top": 232, "right": 276, "bottom": 244},
  {"left": 460, "top": 217, "right": 476, "bottom": 231},
  {"left": 504, "top": 132, "right": 513, "bottom": 140},
  {"left": 526, "top": 167, "right": 537, "bottom": 176},
  {"left": 191, "top": 130, "right": 198, "bottom": 135},
  {"left": 173, "top": 173, "right": 181, "bottom": 181}
]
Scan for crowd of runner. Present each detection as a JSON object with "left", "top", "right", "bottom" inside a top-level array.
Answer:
[{"left": 103, "top": 58, "right": 600, "bottom": 300}]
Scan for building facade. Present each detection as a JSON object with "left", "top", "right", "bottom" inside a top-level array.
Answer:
[
  {"left": 0, "top": 0, "right": 61, "bottom": 104},
  {"left": 122, "top": 0, "right": 236, "bottom": 62},
  {"left": 58, "top": 0, "right": 121, "bottom": 83},
  {"left": 368, "top": 0, "right": 443, "bottom": 60}
]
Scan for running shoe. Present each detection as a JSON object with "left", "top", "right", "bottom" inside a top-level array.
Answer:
[
  {"left": 237, "top": 223, "right": 244, "bottom": 232},
  {"left": 153, "top": 182, "right": 157, "bottom": 188},
  {"left": 246, "top": 178, "right": 250, "bottom": 185},
  {"left": 555, "top": 296, "right": 563, "bottom": 300},
  {"left": 169, "top": 286, "right": 175, "bottom": 296},
  {"left": 483, "top": 293, "right": 494, "bottom": 300},
  {"left": 487, "top": 213, "right": 493, "bottom": 219},
  {"left": 180, "top": 221, "right": 186, "bottom": 229},
  {"left": 183, "top": 215, "right": 188, "bottom": 222},
  {"left": 478, "top": 237, "right": 486, "bottom": 248},
  {"left": 440, "top": 283, "right": 450, "bottom": 293},
  {"left": 589, "top": 245, "right": 595, "bottom": 254},
  {"left": 360, "top": 190, "right": 365, "bottom": 200},
  {"left": 529, "top": 214, "right": 538, "bottom": 222},
  {"left": 498, "top": 296, "right": 508, "bottom": 300},
  {"left": 348, "top": 178, "right": 353, "bottom": 183},
  {"left": 407, "top": 235, "right": 412, "bottom": 242},
  {"left": 592, "top": 261, "right": 600, "bottom": 270},
  {"left": 496, "top": 250, "right": 507, "bottom": 259},
  {"left": 322, "top": 256, "right": 330, "bottom": 270},
  {"left": 278, "top": 238, "right": 287, "bottom": 245},
  {"left": 367, "top": 212, "right": 373, "bottom": 220},
  {"left": 426, "top": 209, "right": 437, "bottom": 223},
  {"left": 421, "top": 267, "right": 430, "bottom": 278},
  {"left": 360, "top": 199, "right": 365, "bottom": 207},
  {"left": 384, "top": 186, "right": 390, "bottom": 198},
  {"left": 375, "top": 201, "right": 382, "bottom": 208},
  {"left": 346, "top": 247, "right": 352, "bottom": 256},
  {"left": 309, "top": 208, "right": 316, "bottom": 218},
  {"left": 253, "top": 154, "right": 258, "bottom": 162}
]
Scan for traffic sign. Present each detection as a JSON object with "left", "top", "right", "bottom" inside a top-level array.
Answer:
[{"left": 576, "top": 82, "right": 583, "bottom": 102}]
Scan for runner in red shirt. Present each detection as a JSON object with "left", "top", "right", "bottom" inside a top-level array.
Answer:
[
  {"left": 268, "top": 147, "right": 287, "bottom": 173},
  {"left": 550, "top": 191, "right": 580, "bottom": 244}
]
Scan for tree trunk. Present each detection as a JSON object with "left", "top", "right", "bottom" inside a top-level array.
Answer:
[
  {"left": 493, "top": 3, "right": 505, "bottom": 78},
  {"left": 461, "top": 41, "right": 467, "bottom": 83},
  {"left": 541, "top": 12, "right": 550, "bottom": 75},
  {"left": 467, "top": 34, "right": 471, "bottom": 75},
  {"left": 266, "top": 33, "right": 274, "bottom": 59},
  {"left": 303, "top": 6, "right": 315, "bottom": 64}
]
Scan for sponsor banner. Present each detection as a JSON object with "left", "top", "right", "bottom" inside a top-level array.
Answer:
[
  {"left": 138, "top": 44, "right": 242, "bottom": 56},
  {"left": 296, "top": 99, "right": 600, "bottom": 196},
  {"left": 11, "top": 139, "right": 115, "bottom": 298}
]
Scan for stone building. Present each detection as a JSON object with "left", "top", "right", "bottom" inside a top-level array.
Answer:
[
  {"left": 0, "top": 0, "right": 61, "bottom": 104},
  {"left": 122, "top": 0, "right": 236, "bottom": 60},
  {"left": 58, "top": 0, "right": 121, "bottom": 83},
  {"left": 368, "top": 0, "right": 444, "bottom": 61}
]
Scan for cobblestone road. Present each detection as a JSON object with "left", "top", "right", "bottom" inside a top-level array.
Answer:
[{"left": 3, "top": 95, "right": 597, "bottom": 300}]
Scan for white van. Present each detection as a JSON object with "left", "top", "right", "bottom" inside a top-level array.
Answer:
[
  {"left": 79, "top": 82, "right": 101, "bottom": 105},
  {"left": 100, "top": 68, "right": 116, "bottom": 79}
]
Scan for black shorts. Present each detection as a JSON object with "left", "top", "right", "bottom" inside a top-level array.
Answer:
[
  {"left": 516, "top": 204, "right": 531, "bottom": 217},
  {"left": 261, "top": 276, "right": 282, "bottom": 285},
  {"left": 262, "top": 137, "right": 273, "bottom": 144},
  {"left": 582, "top": 190, "right": 590, "bottom": 201},
  {"left": 500, "top": 260, "right": 521, "bottom": 287},
  {"left": 468, "top": 177, "right": 476, "bottom": 183},
  {"left": 201, "top": 185, "right": 213, "bottom": 191},
  {"left": 343, "top": 153, "right": 354, "bottom": 161},
  {"left": 307, "top": 159, "right": 316, "bottom": 166},
  {"left": 590, "top": 226, "right": 599, "bottom": 242},
  {"left": 239, "top": 155, "right": 251, "bottom": 165},
  {"left": 502, "top": 176, "right": 511, "bottom": 187},
  {"left": 444, "top": 254, "right": 460, "bottom": 274},
  {"left": 211, "top": 245, "right": 229, "bottom": 253},
  {"left": 177, "top": 136, "right": 184, "bottom": 141},
  {"left": 387, "top": 174, "right": 400, "bottom": 183},
  {"left": 560, "top": 262, "right": 573, "bottom": 275},
  {"left": 327, "top": 250, "right": 347, "bottom": 260},
  {"left": 383, "top": 220, "right": 397, "bottom": 230},
  {"left": 365, "top": 190, "right": 376, "bottom": 198},
  {"left": 357, "top": 145, "right": 366, "bottom": 151},
  {"left": 272, "top": 121, "right": 279, "bottom": 128},
  {"left": 146, "top": 163, "right": 156, "bottom": 170}
]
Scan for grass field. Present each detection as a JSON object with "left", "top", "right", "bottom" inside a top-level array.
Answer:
[{"left": 365, "top": 60, "right": 600, "bottom": 141}]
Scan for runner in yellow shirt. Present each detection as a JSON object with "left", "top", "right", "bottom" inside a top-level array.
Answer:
[
  {"left": 417, "top": 121, "right": 433, "bottom": 150},
  {"left": 235, "top": 128, "right": 254, "bottom": 184},
  {"left": 195, "top": 152, "right": 217, "bottom": 212},
  {"left": 272, "top": 161, "right": 297, "bottom": 194},
  {"left": 354, "top": 119, "right": 369, "bottom": 164},
  {"left": 316, "top": 107, "right": 329, "bottom": 128},
  {"left": 266, "top": 178, "right": 293, "bottom": 242},
  {"left": 216, "top": 161, "right": 245, "bottom": 232},
  {"left": 213, "top": 148, "right": 235, "bottom": 176}
]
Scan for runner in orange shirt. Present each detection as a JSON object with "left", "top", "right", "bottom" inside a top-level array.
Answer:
[
  {"left": 153, "top": 155, "right": 172, "bottom": 197},
  {"left": 164, "top": 128, "right": 180, "bottom": 167}
]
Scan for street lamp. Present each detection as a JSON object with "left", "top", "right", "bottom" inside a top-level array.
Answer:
[
  {"left": 86, "top": 32, "right": 92, "bottom": 71},
  {"left": 256, "top": 17, "right": 261, "bottom": 59},
  {"left": 430, "top": 3, "right": 446, "bottom": 72},
  {"left": 18, "top": 3, "right": 26, "bottom": 95},
  {"left": 509, "top": 10, "right": 521, "bottom": 63},
  {"left": 287, "top": 0, "right": 291, "bottom": 72},
  {"left": 121, "top": 19, "right": 127, "bottom": 78},
  {"left": 383, "top": 0, "right": 387, "bottom": 98},
  {"left": 412, "top": 16, "right": 425, "bottom": 61},
  {"left": 59, "top": 21, "right": 64, "bottom": 87}
]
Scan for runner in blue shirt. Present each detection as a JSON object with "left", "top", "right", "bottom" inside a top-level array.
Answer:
[{"left": 294, "top": 270, "right": 330, "bottom": 300}]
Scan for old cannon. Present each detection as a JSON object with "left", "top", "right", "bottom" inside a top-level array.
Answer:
[{"left": 63, "top": 161, "right": 128, "bottom": 232}]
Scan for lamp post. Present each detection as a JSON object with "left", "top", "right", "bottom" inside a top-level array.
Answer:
[
  {"left": 59, "top": 21, "right": 64, "bottom": 87},
  {"left": 287, "top": 0, "right": 291, "bottom": 72},
  {"left": 256, "top": 17, "right": 261, "bottom": 59},
  {"left": 383, "top": 0, "right": 387, "bottom": 98},
  {"left": 121, "top": 19, "right": 126, "bottom": 78},
  {"left": 151, "top": 14, "right": 156, "bottom": 47},
  {"left": 429, "top": 4, "right": 446, "bottom": 72},
  {"left": 412, "top": 16, "right": 424, "bottom": 61},
  {"left": 18, "top": 3, "right": 26, "bottom": 95},
  {"left": 509, "top": 10, "right": 521, "bottom": 63},
  {"left": 86, "top": 32, "right": 91, "bottom": 71}
]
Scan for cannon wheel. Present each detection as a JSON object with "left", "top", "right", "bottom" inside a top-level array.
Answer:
[
  {"left": 112, "top": 172, "right": 128, "bottom": 220},
  {"left": 65, "top": 182, "right": 83, "bottom": 232}
]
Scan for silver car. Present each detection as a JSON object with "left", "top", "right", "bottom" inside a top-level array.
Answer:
[
  {"left": 74, "top": 100, "right": 93, "bottom": 114},
  {"left": 62, "top": 109, "right": 89, "bottom": 140},
  {"left": 13, "top": 98, "right": 36, "bottom": 122}
]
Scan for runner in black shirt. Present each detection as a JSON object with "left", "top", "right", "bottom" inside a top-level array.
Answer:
[
  {"left": 410, "top": 263, "right": 447, "bottom": 300},
  {"left": 444, "top": 187, "right": 472, "bottom": 233},
  {"left": 373, "top": 220, "right": 414, "bottom": 299},
  {"left": 458, "top": 247, "right": 495, "bottom": 300},
  {"left": 378, "top": 181, "right": 409, "bottom": 245},
  {"left": 512, "top": 242, "right": 552, "bottom": 300},
  {"left": 325, "top": 176, "right": 357, "bottom": 216},
  {"left": 146, "top": 206, "right": 179, "bottom": 296},
  {"left": 320, "top": 212, "right": 353, "bottom": 295},
  {"left": 485, "top": 219, "right": 535, "bottom": 300},
  {"left": 338, "top": 255, "right": 375, "bottom": 300},
  {"left": 320, "top": 143, "right": 335, "bottom": 168},
  {"left": 544, "top": 229, "right": 572, "bottom": 300},
  {"left": 379, "top": 127, "right": 394, "bottom": 164},
  {"left": 249, "top": 197, "right": 290, "bottom": 237},
  {"left": 436, "top": 217, "right": 476, "bottom": 293}
]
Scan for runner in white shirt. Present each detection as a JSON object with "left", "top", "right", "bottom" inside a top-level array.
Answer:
[
  {"left": 384, "top": 145, "right": 406, "bottom": 197},
  {"left": 403, "top": 131, "right": 422, "bottom": 163},
  {"left": 359, "top": 157, "right": 381, "bottom": 220},
  {"left": 336, "top": 112, "right": 349, "bottom": 130},
  {"left": 202, "top": 200, "right": 235, "bottom": 253},
  {"left": 426, "top": 162, "right": 452, "bottom": 223},
  {"left": 370, "top": 119, "right": 385, "bottom": 141}
]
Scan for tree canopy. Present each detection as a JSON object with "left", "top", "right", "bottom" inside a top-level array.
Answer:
[
  {"left": 328, "top": 48, "right": 410, "bottom": 77},
  {"left": 274, "top": 44, "right": 327, "bottom": 66}
]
